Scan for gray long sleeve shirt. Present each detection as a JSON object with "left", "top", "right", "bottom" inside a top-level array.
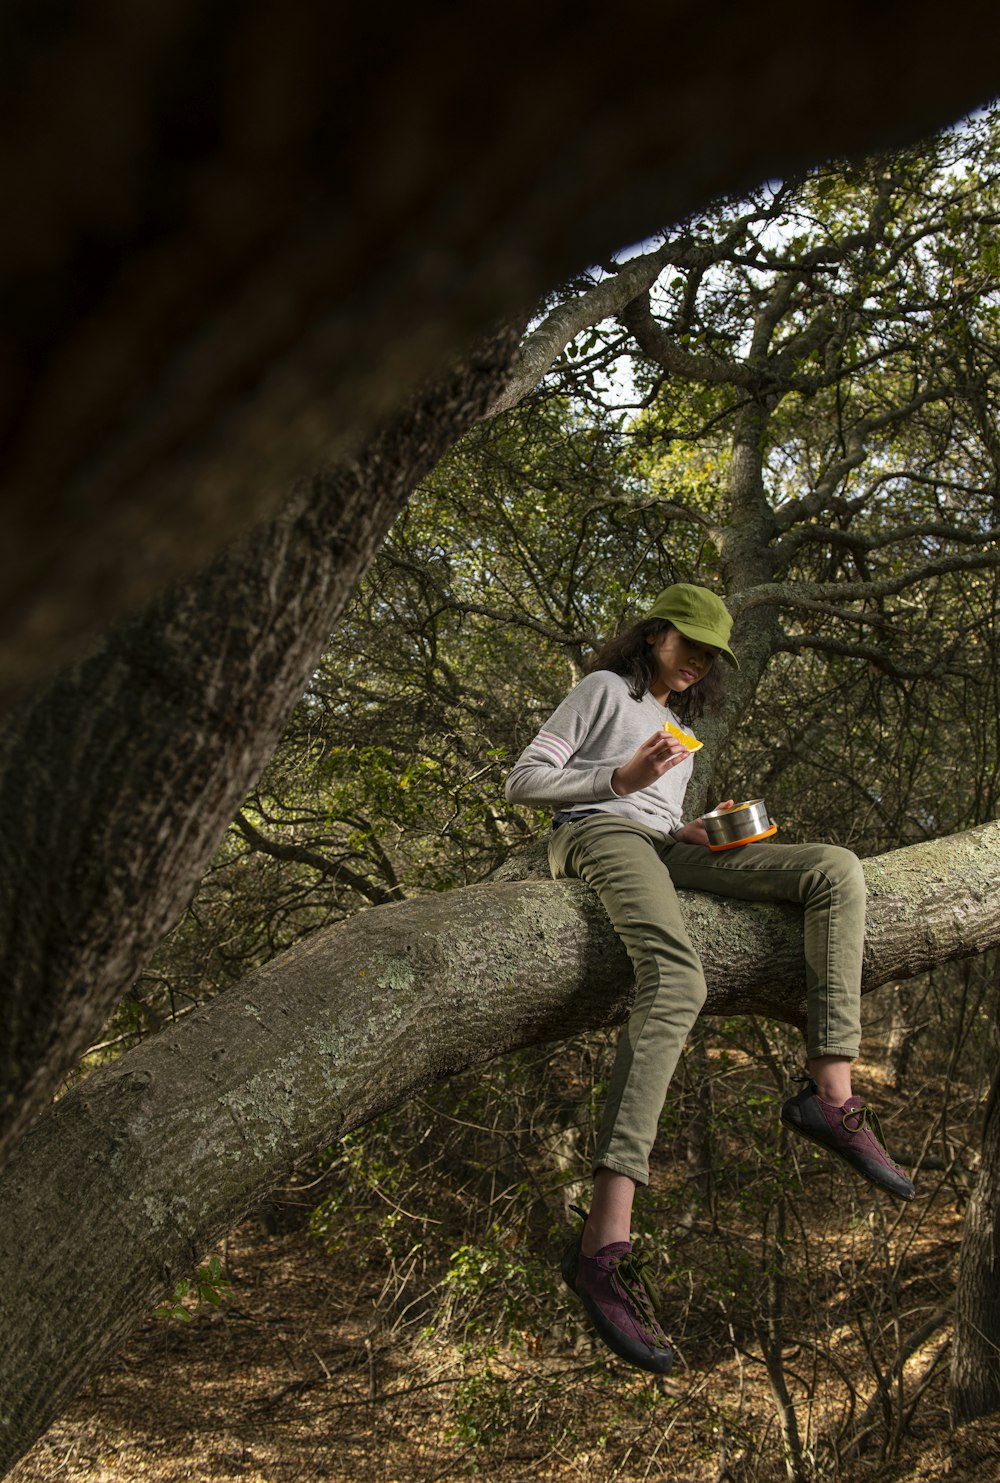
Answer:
[{"left": 504, "top": 670, "right": 696, "bottom": 837}]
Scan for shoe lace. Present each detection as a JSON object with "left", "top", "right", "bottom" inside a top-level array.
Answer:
[
  {"left": 841, "top": 1103, "right": 903, "bottom": 1170},
  {"left": 609, "top": 1249, "right": 667, "bottom": 1340},
  {"left": 789, "top": 1074, "right": 905, "bottom": 1176}
]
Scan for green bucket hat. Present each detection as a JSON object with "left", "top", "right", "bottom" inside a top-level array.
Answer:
[{"left": 646, "top": 583, "right": 739, "bottom": 668}]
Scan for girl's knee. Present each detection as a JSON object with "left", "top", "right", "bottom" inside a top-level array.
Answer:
[
  {"left": 811, "top": 844, "right": 866, "bottom": 906},
  {"left": 829, "top": 844, "right": 865, "bottom": 889}
]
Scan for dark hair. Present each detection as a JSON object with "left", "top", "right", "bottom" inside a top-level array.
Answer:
[{"left": 586, "top": 618, "right": 725, "bottom": 721}]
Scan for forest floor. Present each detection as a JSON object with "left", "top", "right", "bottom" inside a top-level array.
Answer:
[
  {"left": 9, "top": 1216, "right": 1000, "bottom": 1483},
  {"left": 10, "top": 1055, "right": 1000, "bottom": 1483}
]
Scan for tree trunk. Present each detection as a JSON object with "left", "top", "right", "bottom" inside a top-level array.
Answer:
[
  {"left": 950, "top": 985, "right": 1000, "bottom": 1423},
  {"left": 3, "top": 3, "right": 999, "bottom": 704},
  {"left": 0, "top": 821, "right": 998, "bottom": 1474},
  {"left": 886, "top": 981, "right": 926, "bottom": 1093},
  {"left": 0, "top": 324, "right": 522, "bottom": 1167}
]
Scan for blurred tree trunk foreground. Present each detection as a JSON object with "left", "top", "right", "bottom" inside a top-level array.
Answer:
[{"left": 4, "top": 1, "right": 1000, "bottom": 706}]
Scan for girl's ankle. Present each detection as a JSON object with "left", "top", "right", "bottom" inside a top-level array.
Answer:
[{"left": 582, "top": 1219, "right": 629, "bottom": 1257}]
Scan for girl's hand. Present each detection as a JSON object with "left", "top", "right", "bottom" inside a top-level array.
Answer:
[
  {"left": 673, "top": 799, "right": 735, "bottom": 848},
  {"left": 611, "top": 730, "right": 690, "bottom": 796}
]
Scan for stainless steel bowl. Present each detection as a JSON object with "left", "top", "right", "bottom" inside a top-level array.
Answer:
[{"left": 702, "top": 798, "right": 773, "bottom": 849}]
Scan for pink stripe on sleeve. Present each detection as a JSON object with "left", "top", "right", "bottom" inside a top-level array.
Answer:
[{"left": 535, "top": 729, "right": 573, "bottom": 766}]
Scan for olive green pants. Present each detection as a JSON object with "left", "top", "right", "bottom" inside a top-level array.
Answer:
[{"left": 548, "top": 813, "right": 865, "bottom": 1185}]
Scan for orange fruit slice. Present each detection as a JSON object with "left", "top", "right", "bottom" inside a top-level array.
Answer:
[{"left": 663, "top": 720, "right": 703, "bottom": 752}]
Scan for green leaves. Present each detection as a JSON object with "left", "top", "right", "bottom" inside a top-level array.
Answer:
[{"left": 154, "top": 1255, "right": 232, "bottom": 1324}]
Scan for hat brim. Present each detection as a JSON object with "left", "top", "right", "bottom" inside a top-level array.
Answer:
[{"left": 670, "top": 620, "right": 740, "bottom": 669}]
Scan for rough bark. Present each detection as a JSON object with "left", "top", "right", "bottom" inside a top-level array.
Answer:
[
  {"left": 1, "top": 821, "right": 999, "bottom": 1474},
  {"left": 3, "top": 1, "right": 1000, "bottom": 705},
  {"left": 0, "top": 323, "right": 522, "bottom": 1165},
  {"left": 950, "top": 1019, "right": 1000, "bottom": 1422}
]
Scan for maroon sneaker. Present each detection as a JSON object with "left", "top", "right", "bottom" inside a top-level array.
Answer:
[
  {"left": 781, "top": 1079, "right": 915, "bottom": 1201},
  {"left": 560, "top": 1205, "right": 673, "bottom": 1374}
]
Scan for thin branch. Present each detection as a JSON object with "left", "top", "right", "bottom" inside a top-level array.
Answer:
[
  {"left": 734, "top": 549, "right": 1000, "bottom": 616},
  {"left": 484, "top": 242, "right": 678, "bottom": 416},
  {"left": 772, "top": 635, "right": 941, "bottom": 679},
  {"left": 431, "top": 599, "right": 594, "bottom": 648},
  {"left": 774, "top": 388, "right": 946, "bottom": 534},
  {"left": 834, "top": 1302, "right": 954, "bottom": 1459},
  {"left": 231, "top": 812, "right": 403, "bottom": 908},
  {"left": 778, "top": 520, "right": 1000, "bottom": 563}
]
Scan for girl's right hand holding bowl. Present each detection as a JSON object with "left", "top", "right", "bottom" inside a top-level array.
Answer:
[{"left": 701, "top": 799, "right": 777, "bottom": 850}]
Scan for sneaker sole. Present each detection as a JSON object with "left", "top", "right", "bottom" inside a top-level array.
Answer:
[{"left": 781, "top": 1108, "right": 915, "bottom": 1201}]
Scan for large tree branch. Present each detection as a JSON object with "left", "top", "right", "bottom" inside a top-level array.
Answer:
[
  {"left": 12, "top": 5, "right": 994, "bottom": 701},
  {"left": 621, "top": 292, "right": 760, "bottom": 387},
  {"left": 538, "top": 203, "right": 834, "bottom": 398},
  {"left": 0, "top": 324, "right": 522, "bottom": 1166},
  {"left": 1, "top": 821, "right": 999, "bottom": 1473},
  {"left": 777, "top": 519, "right": 1000, "bottom": 564}
]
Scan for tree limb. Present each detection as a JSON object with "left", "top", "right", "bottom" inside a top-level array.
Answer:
[
  {"left": 776, "top": 520, "right": 1000, "bottom": 564},
  {"left": 732, "top": 550, "right": 1000, "bottom": 617},
  {"left": 231, "top": 812, "right": 403, "bottom": 908},
  {"left": 0, "top": 324, "right": 523, "bottom": 1167},
  {"left": 773, "top": 634, "right": 942, "bottom": 679},
  {"left": 620, "top": 292, "right": 759, "bottom": 388},
  {"left": 773, "top": 389, "right": 946, "bottom": 535},
  {"left": 484, "top": 242, "right": 678, "bottom": 416}
]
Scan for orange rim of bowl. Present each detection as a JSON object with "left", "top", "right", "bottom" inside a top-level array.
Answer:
[{"left": 706, "top": 822, "right": 779, "bottom": 851}]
